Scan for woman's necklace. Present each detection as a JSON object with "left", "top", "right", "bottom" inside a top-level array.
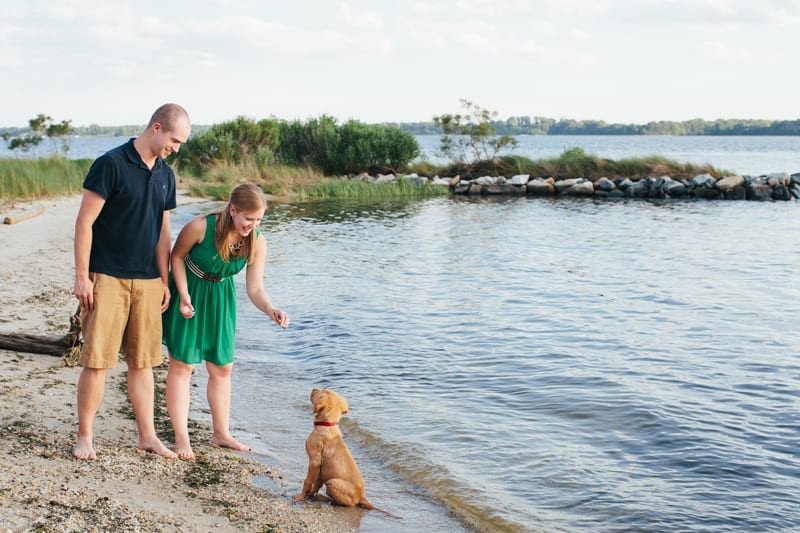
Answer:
[{"left": 229, "top": 238, "right": 244, "bottom": 253}]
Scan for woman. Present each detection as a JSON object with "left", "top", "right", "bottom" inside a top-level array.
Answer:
[{"left": 163, "top": 183, "right": 289, "bottom": 460}]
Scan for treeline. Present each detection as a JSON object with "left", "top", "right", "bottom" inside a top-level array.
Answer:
[
  {"left": 388, "top": 117, "right": 800, "bottom": 136},
  {"left": 0, "top": 124, "right": 212, "bottom": 138},
  {"left": 5, "top": 117, "right": 800, "bottom": 138}
]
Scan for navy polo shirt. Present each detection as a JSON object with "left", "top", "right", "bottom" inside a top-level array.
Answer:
[{"left": 83, "top": 138, "right": 177, "bottom": 279}]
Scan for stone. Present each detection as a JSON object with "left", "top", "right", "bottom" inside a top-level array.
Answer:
[
  {"left": 508, "top": 174, "right": 530, "bottom": 186},
  {"left": 716, "top": 175, "right": 745, "bottom": 192},
  {"left": 526, "top": 179, "right": 555, "bottom": 196},
  {"left": 692, "top": 187, "right": 720, "bottom": 199},
  {"left": 691, "top": 173, "right": 716, "bottom": 187},
  {"left": 766, "top": 172, "right": 790, "bottom": 186},
  {"left": 747, "top": 183, "right": 773, "bottom": 201},
  {"left": 554, "top": 178, "right": 581, "bottom": 191},
  {"left": 772, "top": 184, "right": 792, "bottom": 201},
  {"left": 594, "top": 177, "right": 616, "bottom": 191},
  {"left": 723, "top": 187, "right": 747, "bottom": 201}
]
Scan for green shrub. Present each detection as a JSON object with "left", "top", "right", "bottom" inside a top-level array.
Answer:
[{"left": 175, "top": 116, "right": 280, "bottom": 175}]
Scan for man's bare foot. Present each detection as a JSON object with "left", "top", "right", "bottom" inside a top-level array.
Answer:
[
  {"left": 211, "top": 435, "right": 252, "bottom": 451},
  {"left": 174, "top": 443, "right": 196, "bottom": 461},
  {"left": 137, "top": 438, "right": 178, "bottom": 459},
  {"left": 73, "top": 436, "right": 97, "bottom": 460}
]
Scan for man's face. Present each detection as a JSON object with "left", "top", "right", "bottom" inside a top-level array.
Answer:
[{"left": 155, "top": 120, "right": 190, "bottom": 158}]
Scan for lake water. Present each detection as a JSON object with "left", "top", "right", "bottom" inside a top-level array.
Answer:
[
  {"left": 11, "top": 135, "right": 798, "bottom": 530},
  {"left": 2, "top": 134, "right": 799, "bottom": 177},
  {"left": 172, "top": 195, "right": 800, "bottom": 532}
]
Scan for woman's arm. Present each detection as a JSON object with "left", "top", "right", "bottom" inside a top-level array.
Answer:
[
  {"left": 170, "top": 215, "right": 206, "bottom": 318},
  {"left": 245, "top": 234, "right": 289, "bottom": 329}
]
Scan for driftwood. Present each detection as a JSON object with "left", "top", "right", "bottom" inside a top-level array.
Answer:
[
  {"left": 0, "top": 311, "right": 82, "bottom": 365},
  {"left": 3, "top": 206, "right": 46, "bottom": 225}
]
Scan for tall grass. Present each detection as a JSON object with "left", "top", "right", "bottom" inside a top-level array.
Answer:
[
  {"left": 424, "top": 147, "right": 729, "bottom": 180},
  {"left": 0, "top": 157, "right": 92, "bottom": 199},
  {"left": 298, "top": 176, "right": 449, "bottom": 201}
]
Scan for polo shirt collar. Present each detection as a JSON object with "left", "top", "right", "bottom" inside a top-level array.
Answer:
[{"left": 123, "top": 137, "right": 163, "bottom": 171}]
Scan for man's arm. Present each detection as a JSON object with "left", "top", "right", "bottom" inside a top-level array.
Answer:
[
  {"left": 156, "top": 210, "right": 172, "bottom": 312},
  {"left": 74, "top": 189, "right": 106, "bottom": 310}
]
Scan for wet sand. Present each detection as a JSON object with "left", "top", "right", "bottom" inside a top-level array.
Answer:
[{"left": 0, "top": 194, "right": 355, "bottom": 532}]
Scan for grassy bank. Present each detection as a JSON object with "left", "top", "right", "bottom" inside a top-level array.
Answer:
[
  {"left": 1, "top": 149, "right": 731, "bottom": 203},
  {"left": 415, "top": 147, "right": 731, "bottom": 181},
  {"left": 0, "top": 157, "right": 92, "bottom": 200}
]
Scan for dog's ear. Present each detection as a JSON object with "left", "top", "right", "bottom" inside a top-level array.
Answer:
[{"left": 312, "top": 390, "right": 329, "bottom": 414}]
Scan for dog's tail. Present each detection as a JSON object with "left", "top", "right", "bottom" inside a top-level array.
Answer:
[{"left": 359, "top": 497, "right": 402, "bottom": 519}]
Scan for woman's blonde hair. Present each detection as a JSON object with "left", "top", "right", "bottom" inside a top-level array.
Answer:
[{"left": 215, "top": 184, "right": 266, "bottom": 264}]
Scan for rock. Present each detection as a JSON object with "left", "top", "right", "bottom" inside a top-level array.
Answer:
[
  {"left": 487, "top": 183, "right": 525, "bottom": 195},
  {"left": 508, "top": 174, "right": 530, "bottom": 186},
  {"left": 766, "top": 172, "right": 790, "bottom": 186},
  {"left": 615, "top": 177, "right": 633, "bottom": 190},
  {"left": 405, "top": 175, "right": 428, "bottom": 186},
  {"left": 559, "top": 180, "right": 594, "bottom": 196},
  {"left": 747, "top": 183, "right": 773, "bottom": 201},
  {"left": 594, "top": 177, "right": 616, "bottom": 191},
  {"left": 716, "top": 175, "right": 745, "bottom": 192},
  {"left": 374, "top": 174, "right": 396, "bottom": 184},
  {"left": 723, "top": 187, "right": 747, "bottom": 200},
  {"left": 526, "top": 178, "right": 555, "bottom": 196},
  {"left": 554, "top": 178, "right": 582, "bottom": 191},
  {"left": 693, "top": 187, "right": 721, "bottom": 199},
  {"left": 665, "top": 182, "right": 689, "bottom": 197},
  {"left": 453, "top": 182, "right": 471, "bottom": 194},
  {"left": 772, "top": 184, "right": 792, "bottom": 201},
  {"left": 691, "top": 173, "right": 716, "bottom": 187}
]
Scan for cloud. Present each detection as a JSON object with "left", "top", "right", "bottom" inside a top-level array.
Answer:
[{"left": 336, "top": 2, "right": 385, "bottom": 30}]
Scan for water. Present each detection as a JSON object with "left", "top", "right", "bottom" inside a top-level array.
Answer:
[
  {"left": 2, "top": 134, "right": 799, "bottom": 177},
  {"left": 17, "top": 134, "right": 798, "bottom": 530},
  {"left": 413, "top": 134, "right": 800, "bottom": 177},
  {"left": 173, "top": 197, "right": 800, "bottom": 532}
]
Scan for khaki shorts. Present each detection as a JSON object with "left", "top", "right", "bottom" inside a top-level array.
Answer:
[{"left": 79, "top": 273, "right": 165, "bottom": 369}]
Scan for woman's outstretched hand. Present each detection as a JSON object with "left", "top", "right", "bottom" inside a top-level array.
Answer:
[{"left": 271, "top": 309, "right": 290, "bottom": 329}]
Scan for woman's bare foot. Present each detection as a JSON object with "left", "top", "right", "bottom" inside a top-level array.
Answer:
[
  {"left": 73, "top": 436, "right": 96, "bottom": 460},
  {"left": 211, "top": 434, "right": 252, "bottom": 452},
  {"left": 137, "top": 438, "right": 179, "bottom": 458},
  {"left": 174, "top": 443, "right": 196, "bottom": 461}
]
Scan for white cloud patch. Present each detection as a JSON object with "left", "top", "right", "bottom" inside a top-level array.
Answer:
[{"left": 336, "top": 3, "right": 385, "bottom": 30}]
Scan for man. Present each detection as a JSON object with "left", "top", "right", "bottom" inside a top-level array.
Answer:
[{"left": 73, "top": 103, "right": 191, "bottom": 460}]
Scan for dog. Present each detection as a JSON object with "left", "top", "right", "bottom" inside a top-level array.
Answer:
[{"left": 293, "top": 388, "right": 389, "bottom": 513}]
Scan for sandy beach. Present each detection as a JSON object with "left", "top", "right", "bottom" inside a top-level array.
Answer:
[{"left": 0, "top": 195, "right": 354, "bottom": 532}]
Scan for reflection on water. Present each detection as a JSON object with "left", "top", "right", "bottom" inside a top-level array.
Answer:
[{"left": 178, "top": 195, "right": 800, "bottom": 532}]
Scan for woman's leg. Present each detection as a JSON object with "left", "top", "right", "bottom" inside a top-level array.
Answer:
[
  {"left": 166, "top": 356, "right": 196, "bottom": 460},
  {"left": 206, "top": 361, "right": 252, "bottom": 451}
]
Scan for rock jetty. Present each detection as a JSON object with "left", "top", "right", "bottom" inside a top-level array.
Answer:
[{"left": 349, "top": 171, "right": 800, "bottom": 201}]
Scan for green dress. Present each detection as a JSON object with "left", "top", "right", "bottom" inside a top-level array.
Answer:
[{"left": 162, "top": 214, "right": 255, "bottom": 366}]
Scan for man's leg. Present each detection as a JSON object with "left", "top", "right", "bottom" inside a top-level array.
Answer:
[{"left": 74, "top": 367, "right": 107, "bottom": 460}]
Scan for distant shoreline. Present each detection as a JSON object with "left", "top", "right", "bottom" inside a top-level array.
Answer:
[{"left": 3, "top": 117, "right": 800, "bottom": 138}]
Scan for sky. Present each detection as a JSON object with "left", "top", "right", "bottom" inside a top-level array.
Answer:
[{"left": 2, "top": 0, "right": 800, "bottom": 127}]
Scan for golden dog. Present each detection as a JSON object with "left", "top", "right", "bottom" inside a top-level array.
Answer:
[{"left": 293, "top": 388, "right": 378, "bottom": 510}]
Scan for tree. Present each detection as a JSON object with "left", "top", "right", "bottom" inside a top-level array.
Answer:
[
  {"left": 2, "top": 114, "right": 74, "bottom": 156},
  {"left": 433, "top": 99, "right": 518, "bottom": 171},
  {"left": 46, "top": 119, "right": 74, "bottom": 154}
]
